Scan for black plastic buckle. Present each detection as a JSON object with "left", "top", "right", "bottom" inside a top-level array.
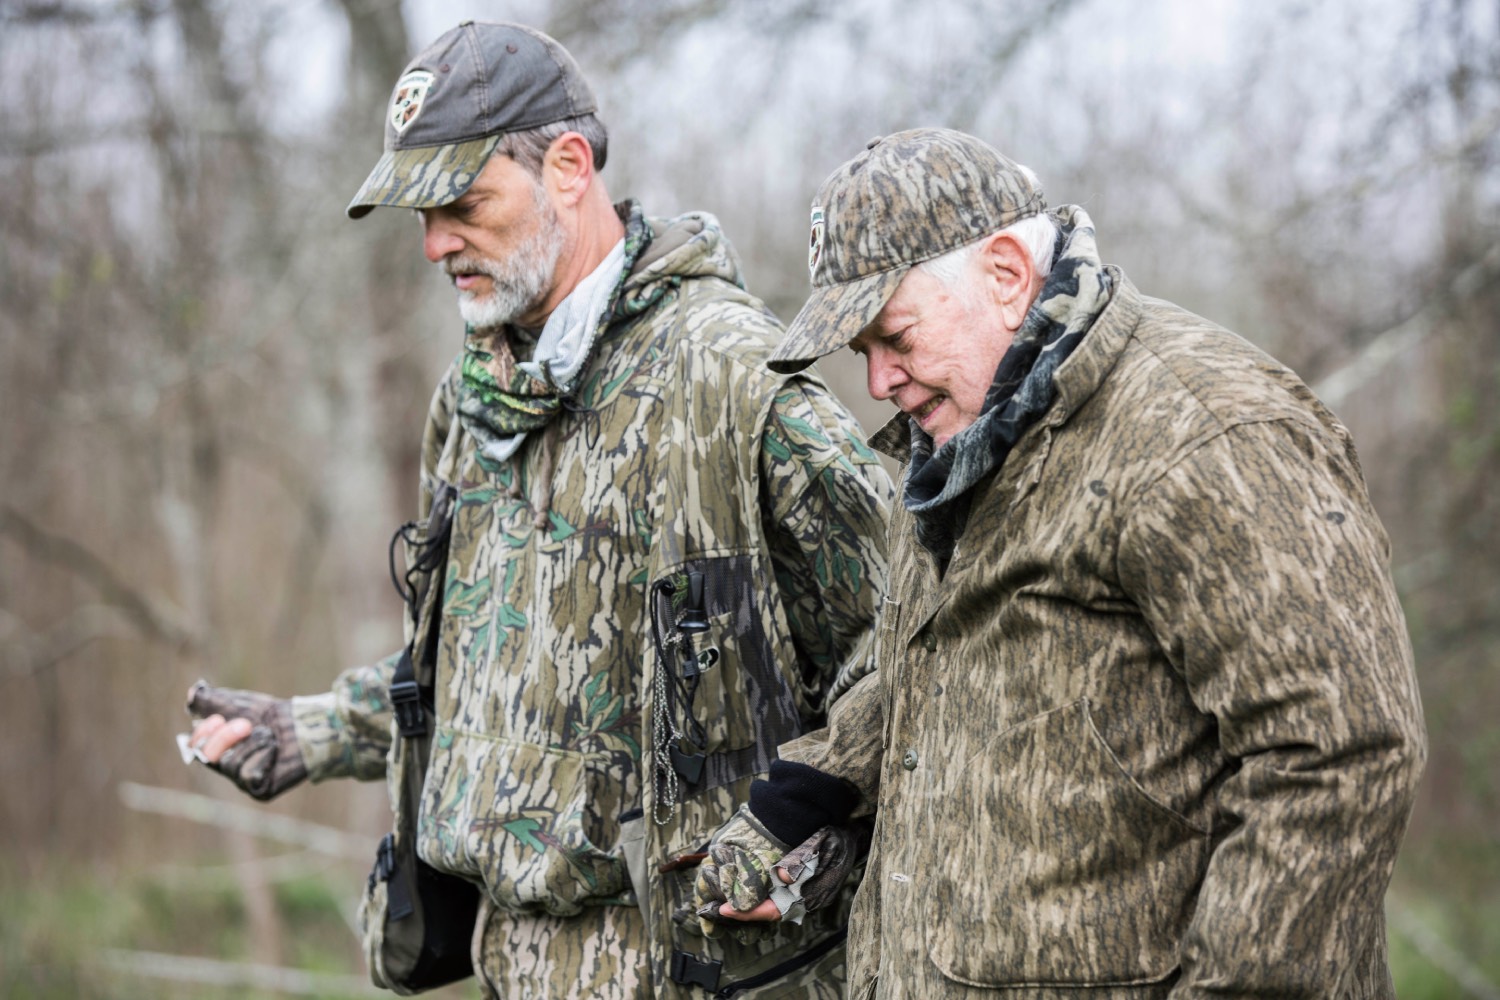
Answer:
[
  {"left": 390, "top": 677, "right": 426, "bottom": 738},
  {"left": 670, "top": 950, "right": 723, "bottom": 992},
  {"left": 375, "top": 832, "right": 396, "bottom": 880}
]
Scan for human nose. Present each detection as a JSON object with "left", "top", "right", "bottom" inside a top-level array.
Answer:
[
  {"left": 865, "top": 348, "right": 906, "bottom": 401},
  {"left": 421, "top": 213, "right": 464, "bottom": 263}
]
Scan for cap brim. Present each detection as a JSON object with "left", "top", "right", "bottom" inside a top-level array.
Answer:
[
  {"left": 769, "top": 265, "right": 909, "bottom": 374},
  {"left": 346, "top": 135, "right": 502, "bottom": 219}
]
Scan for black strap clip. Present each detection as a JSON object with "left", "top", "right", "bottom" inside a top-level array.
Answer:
[
  {"left": 375, "top": 832, "right": 397, "bottom": 881},
  {"left": 670, "top": 742, "right": 707, "bottom": 784},
  {"left": 374, "top": 832, "right": 415, "bottom": 921},
  {"left": 670, "top": 950, "right": 723, "bottom": 992},
  {"left": 390, "top": 668, "right": 426, "bottom": 738}
]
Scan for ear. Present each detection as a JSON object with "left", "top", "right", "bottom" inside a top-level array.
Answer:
[
  {"left": 977, "top": 230, "right": 1038, "bottom": 332},
  {"left": 542, "top": 132, "right": 595, "bottom": 208}
]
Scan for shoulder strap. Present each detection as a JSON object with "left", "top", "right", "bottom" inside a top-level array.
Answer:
[{"left": 388, "top": 480, "right": 460, "bottom": 740}]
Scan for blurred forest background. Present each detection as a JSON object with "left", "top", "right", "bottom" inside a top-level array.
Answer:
[{"left": 2, "top": 0, "right": 1497, "bottom": 996}]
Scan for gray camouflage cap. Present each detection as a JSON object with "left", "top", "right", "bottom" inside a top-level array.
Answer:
[
  {"left": 769, "top": 128, "right": 1046, "bottom": 374},
  {"left": 346, "top": 21, "right": 597, "bottom": 219}
]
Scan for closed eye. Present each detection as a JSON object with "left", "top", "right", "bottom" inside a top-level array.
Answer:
[
  {"left": 851, "top": 324, "right": 913, "bottom": 357},
  {"left": 884, "top": 326, "right": 913, "bottom": 351}
]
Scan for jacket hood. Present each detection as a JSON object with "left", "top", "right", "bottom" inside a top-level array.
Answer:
[{"left": 618, "top": 210, "right": 746, "bottom": 315}]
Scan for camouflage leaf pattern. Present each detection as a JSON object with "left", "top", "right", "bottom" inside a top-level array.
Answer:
[
  {"left": 292, "top": 654, "right": 400, "bottom": 784},
  {"left": 692, "top": 804, "right": 789, "bottom": 936},
  {"left": 785, "top": 269, "right": 1425, "bottom": 999},
  {"left": 776, "top": 821, "right": 867, "bottom": 913},
  {"left": 295, "top": 210, "right": 891, "bottom": 998}
]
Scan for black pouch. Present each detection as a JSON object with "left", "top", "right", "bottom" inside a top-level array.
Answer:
[
  {"left": 360, "top": 828, "right": 479, "bottom": 993},
  {"left": 358, "top": 483, "right": 479, "bottom": 994}
]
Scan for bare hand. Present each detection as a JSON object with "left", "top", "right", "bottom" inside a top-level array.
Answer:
[{"left": 713, "top": 866, "right": 793, "bottom": 922}]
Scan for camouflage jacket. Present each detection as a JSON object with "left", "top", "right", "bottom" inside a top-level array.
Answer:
[
  {"left": 781, "top": 272, "right": 1426, "bottom": 999},
  {"left": 292, "top": 211, "right": 892, "bottom": 996}
]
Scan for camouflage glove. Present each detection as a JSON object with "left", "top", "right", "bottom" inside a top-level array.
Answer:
[
  {"left": 765, "top": 821, "right": 867, "bottom": 922},
  {"left": 185, "top": 680, "right": 307, "bottom": 801},
  {"left": 692, "top": 804, "right": 789, "bottom": 937}
]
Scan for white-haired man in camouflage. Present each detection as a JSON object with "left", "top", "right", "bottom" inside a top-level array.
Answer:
[
  {"left": 183, "top": 22, "right": 893, "bottom": 999},
  {"left": 695, "top": 128, "right": 1427, "bottom": 999}
]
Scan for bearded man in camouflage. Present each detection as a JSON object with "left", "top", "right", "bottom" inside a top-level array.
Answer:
[
  {"left": 182, "top": 22, "right": 893, "bottom": 999},
  {"left": 694, "top": 128, "right": 1427, "bottom": 998}
]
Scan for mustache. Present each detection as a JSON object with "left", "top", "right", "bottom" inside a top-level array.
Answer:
[{"left": 443, "top": 256, "right": 492, "bottom": 278}]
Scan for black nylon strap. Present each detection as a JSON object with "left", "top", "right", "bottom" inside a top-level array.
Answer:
[
  {"left": 713, "top": 927, "right": 847, "bottom": 998},
  {"left": 386, "top": 482, "right": 458, "bottom": 742}
]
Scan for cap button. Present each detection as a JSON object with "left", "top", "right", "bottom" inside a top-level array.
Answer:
[{"left": 865, "top": 135, "right": 884, "bottom": 150}]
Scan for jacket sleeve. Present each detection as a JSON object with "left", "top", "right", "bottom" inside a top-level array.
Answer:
[
  {"left": 291, "top": 358, "right": 466, "bottom": 785},
  {"left": 291, "top": 655, "right": 400, "bottom": 782},
  {"left": 758, "top": 378, "right": 894, "bottom": 713},
  {"left": 1119, "top": 417, "right": 1426, "bottom": 997},
  {"left": 775, "top": 669, "right": 886, "bottom": 819}
]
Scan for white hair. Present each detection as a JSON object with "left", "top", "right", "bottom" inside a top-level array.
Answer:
[{"left": 916, "top": 197, "right": 1059, "bottom": 295}]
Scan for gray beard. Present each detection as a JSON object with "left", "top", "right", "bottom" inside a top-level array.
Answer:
[{"left": 451, "top": 193, "right": 566, "bottom": 331}]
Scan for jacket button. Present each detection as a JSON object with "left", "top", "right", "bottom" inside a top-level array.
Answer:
[
  {"left": 902, "top": 749, "right": 918, "bottom": 770},
  {"left": 920, "top": 631, "right": 936, "bottom": 652}
]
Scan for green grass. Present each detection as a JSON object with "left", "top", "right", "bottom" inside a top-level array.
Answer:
[
  {"left": 5, "top": 844, "right": 1495, "bottom": 998},
  {"left": 0, "top": 856, "right": 479, "bottom": 1000},
  {"left": 1388, "top": 833, "right": 1500, "bottom": 999}
]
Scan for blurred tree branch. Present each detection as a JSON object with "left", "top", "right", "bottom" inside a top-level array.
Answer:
[
  {"left": 0, "top": 505, "right": 198, "bottom": 649},
  {"left": 99, "top": 949, "right": 385, "bottom": 997},
  {"left": 118, "top": 781, "right": 374, "bottom": 857},
  {"left": 1314, "top": 239, "right": 1500, "bottom": 408},
  {"left": 1167, "top": 104, "right": 1500, "bottom": 250},
  {"left": 0, "top": 605, "right": 136, "bottom": 677},
  {"left": 0, "top": 121, "right": 263, "bottom": 158},
  {"left": 0, "top": 0, "right": 166, "bottom": 27}
]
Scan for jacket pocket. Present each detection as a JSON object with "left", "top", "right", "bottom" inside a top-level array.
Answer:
[
  {"left": 925, "top": 697, "right": 1208, "bottom": 988},
  {"left": 417, "top": 730, "right": 629, "bottom": 916},
  {"left": 686, "top": 609, "right": 756, "bottom": 753}
]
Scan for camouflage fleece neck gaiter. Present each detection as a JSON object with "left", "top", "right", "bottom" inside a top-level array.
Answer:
[
  {"left": 904, "top": 205, "right": 1113, "bottom": 561},
  {"left": 457, "top": 202, "right": 654, "bottom": 461}
]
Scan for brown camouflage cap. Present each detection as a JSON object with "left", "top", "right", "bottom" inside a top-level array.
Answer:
[
  {"left": 769, "top": 128, "right": 1046, "bottom": 374},
  {"left": 346, "top": 21, "right": 597, "bottom": 219}
]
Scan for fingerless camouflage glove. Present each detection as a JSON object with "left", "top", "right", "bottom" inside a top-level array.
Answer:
[
  {"left": 186, "top": 680, "right": 307, "bottom": 801},
  {"left": 692, "top": 804, "right": 789, "bottom": 937},
  {"left": 770, "top": 819, "right": 869, "bottom": 916}
]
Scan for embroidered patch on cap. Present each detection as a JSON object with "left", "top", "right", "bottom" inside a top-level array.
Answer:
[
  {"left": 390, "top": 70, "right": 436, "bottom": 134},
  {"left": 808, "top": 206, "right": 826, "bottom": 281}
]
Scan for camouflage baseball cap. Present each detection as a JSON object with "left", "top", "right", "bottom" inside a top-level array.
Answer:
[
  {"left": 769, "top": 128, "right": 1046, "bottom": 374},
  {"left": 346, "top": 21, "right": 598, "bottom": 219}
]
